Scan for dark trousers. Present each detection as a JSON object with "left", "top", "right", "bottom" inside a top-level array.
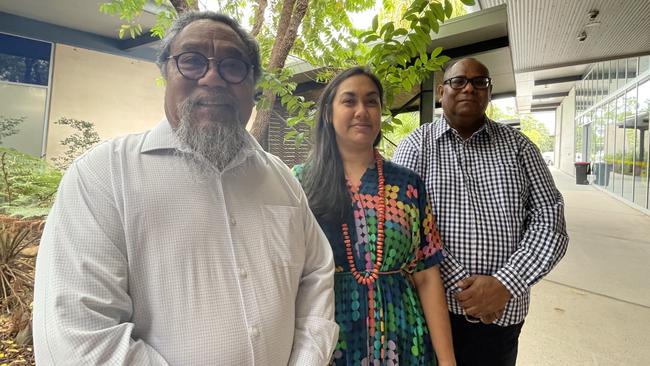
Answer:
[{"left": 449, "top": 312, "right": 524, "bottom": 366}]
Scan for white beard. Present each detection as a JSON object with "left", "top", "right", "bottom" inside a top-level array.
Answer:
[{"left": 174, "top": 96, "right": 250, "bottom": 174}]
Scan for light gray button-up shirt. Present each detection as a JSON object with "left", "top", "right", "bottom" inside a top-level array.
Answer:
[{"left": 33, "top": 120, "right": 338, "bottom": 365}]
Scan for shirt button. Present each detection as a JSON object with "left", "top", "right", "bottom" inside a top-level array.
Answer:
[
  {"left": 239, "top": 268, "right": 248, "bottom": 279},
  {"left": 229, "top": 216, "right": 236, "bottom": 226},
  {"left": 250, "top": 326, "right": 259, "bottom": 337}
]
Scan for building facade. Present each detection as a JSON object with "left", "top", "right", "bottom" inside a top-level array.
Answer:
[{"left": 558, "top": 55, "right": 650, "bottom": 210}]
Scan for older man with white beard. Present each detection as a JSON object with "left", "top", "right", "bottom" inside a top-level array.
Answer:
[{"left": 33, "top": 11, "right": 338, "bottom": 366}]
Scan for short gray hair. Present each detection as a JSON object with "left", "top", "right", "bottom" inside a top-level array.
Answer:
[{"left": 156, "top": 11, "right": 261, "bottom": 82}]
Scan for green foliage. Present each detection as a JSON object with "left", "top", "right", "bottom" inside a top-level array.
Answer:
[
  {"left": 52, "top": 118, "right": 101, "bottom": 171},
  {"left": 98, "top": 0, "right": 472, "bottom": 146},
  {"left": 0, "top": 148, "right": 62, "bottom": 219},
  {"left": 99, "top": 0, "right": 179, "bottom": 39},
  {"left": 356, "top": 0, "right": 459, "bottom": 135},
  {"left": 0, "top": 116, "right": 24, "bottom": 145},
  {"left": 487, "top": 102, "right": 555, "bottom": 152},
  {"left": 380, "top": 111, "right": 420, "bottom": 158},
  {"left": 604, "top": 152, "right": 648, "bottom": 176}
]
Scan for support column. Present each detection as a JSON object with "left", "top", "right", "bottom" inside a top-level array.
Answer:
[{"left": 419, "top": 72, "right": 435, "bottom": 125}]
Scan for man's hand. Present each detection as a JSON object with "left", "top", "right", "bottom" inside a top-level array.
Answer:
[
  {"left": 455, "top": 275, "right": 511, "bottom": 318},
  {"left": 479, "top": 308, "right": 504, "bottom": 324}
]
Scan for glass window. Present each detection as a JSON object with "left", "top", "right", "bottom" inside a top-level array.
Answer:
[
  {"left": 623, "top": 87, "right": 638, "bottom": 201},
  {"left": 0, "top": 33, "right": 51, "bottom": 86},
  {"left": 587, "top": 70, "right": 594, "bottom": 109},
  {"left": 627, "top": 57, "right": 638, "bottom": 84},
  {"left": 606, "top": 100, "right": 617, "bottom": 191},
  {"left": 609, "top": 60, "right": 617, "bottom": 94},
  {"left": 593, "top": 106, "right": 606, "bottom": 186},
  {"left": 595, "top": 63, "right": 603, "bottom": 104},
  {"left": 0, "top": 34, "right": 52, "bottom": 157},
  {"left": 614, "top": 95, "right": 626, "bottom": 194},
  {"left": 617, "top": 59, "right": 627, "bottom": 91},
  {"left": 603, "top": 61, "right": 611, "bottom": 96},
  {"left": 0, "top": 83, "right": 47, "bottom": 156},
  {"left": 640, "top": 55, "right": 649, "bottom": 76},
  {"left": 575, "top": 117, "right": 583, "bottom": 162},
  {"left": 635, "top": 80, "right": 650, "bottom": 208}
]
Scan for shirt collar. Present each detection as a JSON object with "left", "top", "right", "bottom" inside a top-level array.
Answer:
[
  {"left": 436, "top": 114, "right": 496, "bottom": 141},
  {"left": 141, "top": 119, "right": 180, "bottom": 153},
  {"left": 140, "top": 119, "right": 270, "bottom": 168}
]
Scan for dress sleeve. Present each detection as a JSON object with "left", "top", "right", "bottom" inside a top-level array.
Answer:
[
  {"left": 290, "top": 164, "right": 304, "bottom": 184},
  {"left": 410, "top": 175, "right": 444, "bottom": 273}
]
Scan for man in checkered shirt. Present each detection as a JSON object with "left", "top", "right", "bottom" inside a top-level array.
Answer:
[{"left": 393, "top": 58, "right": 568, "bottom": 366}]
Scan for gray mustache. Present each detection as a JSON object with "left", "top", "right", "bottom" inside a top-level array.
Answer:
[{"left": 186, "top": 94, "right": 237, "bottom": 108}]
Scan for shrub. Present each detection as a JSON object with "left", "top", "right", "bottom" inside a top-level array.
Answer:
[{"left": 0, "top": 148, "right": 62, "bottom": 219}]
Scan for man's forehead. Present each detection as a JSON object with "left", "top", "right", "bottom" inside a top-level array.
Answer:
[
  {"left": 172, "top": 20, "right": 245, "bottom": 51},
  {"left": 446, "top": 60, "right": 490, "bottom": 78}
]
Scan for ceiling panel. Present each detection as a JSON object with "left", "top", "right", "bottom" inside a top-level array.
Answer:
[
  {"left": 478, "top": 0, "right": 650, "bottom": 72},
  {"left": 1, "top": 0, "right": 159, "bottom": 39}
]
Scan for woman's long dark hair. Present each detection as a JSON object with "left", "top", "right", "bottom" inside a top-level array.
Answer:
[{"left": 301, "top": 66, "right": 384, "bottom": 225}]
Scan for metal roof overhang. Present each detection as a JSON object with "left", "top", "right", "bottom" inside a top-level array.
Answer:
[{"left": 0, "top": 0, "right": 163, "bottom": 61}]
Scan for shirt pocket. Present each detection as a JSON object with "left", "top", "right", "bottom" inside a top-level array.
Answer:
[{"left": 262, "top": 204, "right": 305, "bottom": 267}]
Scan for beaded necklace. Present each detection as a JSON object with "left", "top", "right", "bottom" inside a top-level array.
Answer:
[{"left": 341, "top": 149, "right": 385, "bottom": 338}]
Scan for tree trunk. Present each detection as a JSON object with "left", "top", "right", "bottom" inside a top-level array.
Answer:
[
  {"left": 251, "top": 0, "right": 268, "bottom": 37},
  {"left": 170, "top": 0, "right": 199, "bottom": 13},
  {"left": 249, "top": 0, "right": 309, "bottom": 150}
]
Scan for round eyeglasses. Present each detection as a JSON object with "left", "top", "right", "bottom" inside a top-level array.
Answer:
[
  {"left": 168, "top": 52, "right": 253, "bottom": 84},
  {"left": 443, "top": 76, "right": 492, "bottom": 90}
]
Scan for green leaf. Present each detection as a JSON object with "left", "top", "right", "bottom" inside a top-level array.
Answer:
[
  {"left": 372, "top": 15, "right": 379, "bottom": 32},
  {"left": 460, "top": 0, "right": 476, "bottom": 5},
  {"left": 284, "top": 130, "right": 298, "bottom": 141},
  {"left": 431, "top": 2, "right": 445, "bottom": 21},
  {"left": 393, "top": 28, "right": 408, "bottom": 38},
  {"left": 430, "top": 20, "right": 439, "bottom": 34},
  {"left": 380, "top": 22, "right": 394, "bottom": 37},
  {"left": 444, "top": 0, "right": 453, "bottom": 18},
  {"left": 430, "top": 46, "right": 443, "bottom": 58},
  {"left": 364, "top": 34, "right": 380, "bottom": 43}
]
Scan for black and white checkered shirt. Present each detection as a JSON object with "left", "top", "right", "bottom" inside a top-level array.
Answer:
[{"left": 393, "top": 116, "right": 569, "bottom": 326}]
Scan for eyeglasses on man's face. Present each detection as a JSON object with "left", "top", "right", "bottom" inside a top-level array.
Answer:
[
  {"left": 443, "top": 76, "right": 492, "bottom": 90},
  {"left": 168, "top": 51, "right": 253, "bottom": 84}
]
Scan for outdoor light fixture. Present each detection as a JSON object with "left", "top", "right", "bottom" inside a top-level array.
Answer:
[{"left": 577, "top": 31, "right": 587, "bottom": 42}]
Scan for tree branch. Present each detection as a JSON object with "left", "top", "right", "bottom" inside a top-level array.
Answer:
[
  {"left": 251, "top": 0, "right": 268, "bottom": 37},
  {"left": 169, "top": 0, "right": 199, "bottom": 13}
]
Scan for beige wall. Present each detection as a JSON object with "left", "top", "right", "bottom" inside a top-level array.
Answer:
[
  {"left": 557, "top": 87, "right": 576, "bottom": 175},
  {"left": 46, "top": 44, "right": 165, "bottom": 159}
]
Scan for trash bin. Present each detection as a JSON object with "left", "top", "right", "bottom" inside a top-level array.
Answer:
[
  {"left": 592, "top": 162, "right": 609, "bottom": 186},
  {"left": 575, "top": 162, "right": 591, "bottom": 185}
]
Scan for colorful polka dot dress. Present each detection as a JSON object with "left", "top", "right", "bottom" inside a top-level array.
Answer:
[{"left": 292, "top": 158, "right": 444, "bottom": 365}]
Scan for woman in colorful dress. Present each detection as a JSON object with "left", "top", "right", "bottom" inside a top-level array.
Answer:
[{"left": 292, "top": 67, "right": 455, "bottom": 366}]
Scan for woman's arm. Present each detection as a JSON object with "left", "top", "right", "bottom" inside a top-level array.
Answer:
[{"left": 413, "top": 265, "right": 456, "bottom": 366}]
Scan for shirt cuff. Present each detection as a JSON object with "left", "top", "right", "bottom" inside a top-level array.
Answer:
[
  {"left": 494, "top": 265, "right": 529, "bottom": 299},
  {"left": 287, "top": 317, "right": 339, "bottom": 366},
  {"left": 441, "top": 260, "right": 470, "bottom": 295}
]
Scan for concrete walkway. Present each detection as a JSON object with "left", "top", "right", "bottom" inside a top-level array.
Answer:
[{"left": 518, "top": 169, "right": 650, "bottom": 365}]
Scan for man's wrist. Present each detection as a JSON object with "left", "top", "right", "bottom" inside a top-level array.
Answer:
[{"left": 493, "top": 267, "right": 527, "bottom": 299}]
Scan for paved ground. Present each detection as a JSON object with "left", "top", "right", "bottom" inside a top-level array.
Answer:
[{"left": 518, "top": 169, "right": 650, "bottom": 365}]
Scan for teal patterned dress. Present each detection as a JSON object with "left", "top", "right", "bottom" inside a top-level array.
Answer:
[{"left": 292, "top": 159, "right": 444, "bottom": 365}]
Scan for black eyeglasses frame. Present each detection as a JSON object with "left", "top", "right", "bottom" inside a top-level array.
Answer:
[
  {"left": 167, "top": 52, "right": 253, "bottom": 84},
  {"left": 442, "top": 76, "right": 492, "bottom": 90}
]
